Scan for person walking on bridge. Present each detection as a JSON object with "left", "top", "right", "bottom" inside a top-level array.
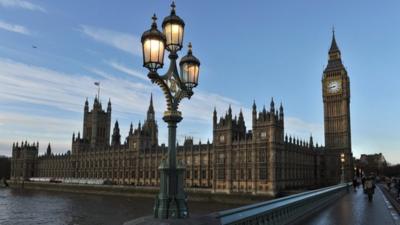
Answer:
[
  {"left": 365, "top": 176, "right": 375, "bottom": 202},
  {"left": 352, "top": 176, "right": 358, "bottom": 191},
  {"left": 396, "top": 179, "right": 400, "bottom": 200}
]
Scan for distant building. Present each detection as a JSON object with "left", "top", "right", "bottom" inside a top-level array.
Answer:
[
  {"left": 356, "top": 153, "right": 387, "bottom": 176},
  {"left": 0, "top": 156, "right": 11, "bottom": 179},
  {"left": 10, "top": 33, "right": 353, "bottom": 195}
]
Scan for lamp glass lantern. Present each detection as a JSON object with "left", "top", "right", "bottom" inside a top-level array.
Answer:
[
  {"left": 179, "top": 43, "right": 200, "bottom": 89},
  {"left": 141, "top": 15, "right": 166, "bottom": 72},
  {"left": 162, "top": 2, "right": 185, "bottom": 52}
]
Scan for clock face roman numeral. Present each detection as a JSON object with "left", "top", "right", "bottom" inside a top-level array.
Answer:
[{"left": 327, "top": 80, "right": 341, "bottom": 94}]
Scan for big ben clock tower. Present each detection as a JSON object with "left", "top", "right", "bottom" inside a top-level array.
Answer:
[{"left": 322, "top": 31, "right": 353, "bottom": 184}]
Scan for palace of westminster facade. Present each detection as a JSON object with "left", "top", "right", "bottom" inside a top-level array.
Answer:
[{"left": 10, "top": 34, "right": 353, "bottom": 195}]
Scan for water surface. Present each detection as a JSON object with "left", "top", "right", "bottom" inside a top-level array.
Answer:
[{"left": 0, "top": 188, "right": 241, "bottom": 225}]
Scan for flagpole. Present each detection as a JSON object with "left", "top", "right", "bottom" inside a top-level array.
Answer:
[{"left": 94, "top": 82, "right": 100, "bottom": 100}]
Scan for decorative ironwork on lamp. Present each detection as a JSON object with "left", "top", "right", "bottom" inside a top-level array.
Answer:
[{"left": 140, "top": 1, "right": 201, "bottom": 219}]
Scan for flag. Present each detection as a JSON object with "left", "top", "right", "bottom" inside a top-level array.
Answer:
[{"left": 94, "top": 82, "right": 100, "bottom": 86}]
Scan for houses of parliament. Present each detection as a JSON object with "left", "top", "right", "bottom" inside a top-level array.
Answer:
[{"left": 10, "top": 34, "right": 353, "bottom": 196}]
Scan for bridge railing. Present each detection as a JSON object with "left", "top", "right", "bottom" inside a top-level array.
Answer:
[{"left": 214, "top": 183, "right": 350, "bottom": 225}]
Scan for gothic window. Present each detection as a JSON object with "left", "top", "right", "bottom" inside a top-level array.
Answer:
[
  {"left": 217, "top": 167, "right": 225, "bottom": 180},
  {"left": 259, "top": 167, "right": 267, "bottom": 180},
  {"left": 219, "top": 135, "right": 225, "bottom": 143},
  {"left": 232, "top": 153, "right": 237, "bottom": 164},
  {"left": 259, "top": 150, "right": 266, "bottom": 163},
  {"left": 186, "top": 171, "right": 191, "bottom": 179},
  {"left": 218, "top": 153, "right": 225, "bottom": 164},
  {"left": 260, "top": 131, "right": 267, "bottom": 139},
  {"left": 201, "top": 170, "right": 206, "bottom": 179},
  {"left": 232, "top": 169, "right": 237, "bottom": 180},
  {"left": 194, "top": 170, "right": 198, "bottom": 179},
  {"left": 247, "top": 169, "right": 252, "bottom": 179}
]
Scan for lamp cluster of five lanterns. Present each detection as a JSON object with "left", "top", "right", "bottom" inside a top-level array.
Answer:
[{"left": 140, "top": 2, "right": 200, "bottom": 219}]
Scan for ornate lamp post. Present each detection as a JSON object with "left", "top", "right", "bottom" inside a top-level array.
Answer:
[
  {"left": 141, "top": 2, "right": 200, "bottom": 219},
  {"left": 340, "top": 153, "right": 345, "bottom": 183}
]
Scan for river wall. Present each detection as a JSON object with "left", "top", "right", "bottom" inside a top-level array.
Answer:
[{"left": 8, "top": 181, "right": 273, "bottom": 205}]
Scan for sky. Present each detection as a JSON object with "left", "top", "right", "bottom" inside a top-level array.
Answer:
[{"left": 0, "top": 0, "right": 399, "bottom": 164}]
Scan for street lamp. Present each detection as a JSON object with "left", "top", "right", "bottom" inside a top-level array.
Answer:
[
  {"left": 340, "top": 153, "right": 345, "bottom": 183},
  {"left": 141, "top": 2, "right": 200, "bottom": 219}
]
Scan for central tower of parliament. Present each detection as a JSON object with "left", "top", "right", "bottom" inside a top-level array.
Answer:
[{"left": 11, "top": 34, "right": 353, "bottom": 196}]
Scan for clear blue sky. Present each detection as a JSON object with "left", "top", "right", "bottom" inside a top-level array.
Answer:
[{"left": 0, "top": 0, "right": 399, "bottom": 163}]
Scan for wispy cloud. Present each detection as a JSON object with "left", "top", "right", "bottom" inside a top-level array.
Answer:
[
  {"left": 80, "top": 25, "right": 141, "bottom": 56},
  {"left": 0, "top": 0, "right": 45, "bottom": 12},
  {"left": 0, "top": 113, "right": 80, "bottom": 156},
  {"left": 0, "top": 57, "right": 323, "bottom": 155},
  {"left": 0, "top": 20, "right": 30, "bottom": 35},
  {"left": 106, "top": 60, "right": 148, "bottom": 81}
]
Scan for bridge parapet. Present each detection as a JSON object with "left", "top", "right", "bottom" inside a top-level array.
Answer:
[
  {"left": 124, "top": 183, "right": 350, "bottom": 225},
  {"left": 214, "top": 183, "right": 350, "bottom": 225}
]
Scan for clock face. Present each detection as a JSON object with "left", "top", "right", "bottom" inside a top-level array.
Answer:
[{"left": 327, "top": 80, "right": 341, "bottom": 94}]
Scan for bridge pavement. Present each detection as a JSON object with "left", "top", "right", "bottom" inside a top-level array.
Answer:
[{"left": 302, "top": 185, "right": 400, "bottom": 225}]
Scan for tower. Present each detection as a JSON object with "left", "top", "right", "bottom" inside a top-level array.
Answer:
[
  {"left": 46, "top": 143, "right": 52, "bottom": 156},
  {"left": 81, "top": 96, "right": 112, "bottom": 148},
  {"left": 251, "top": 98, "right": 284, "bottom": 195},
  {"left": 111, "top": 120, "right": 121, "bottom": 147},
  {"left": 142, "top": 94, "right": 158, "bottom": 147},
  {"left": 322, "top": 31, "right": 352, "bottom": 184}
]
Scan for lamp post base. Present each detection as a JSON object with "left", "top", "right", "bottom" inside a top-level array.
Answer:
[{"left": 154, "top": 160, "right": 188, "bottom": 219}]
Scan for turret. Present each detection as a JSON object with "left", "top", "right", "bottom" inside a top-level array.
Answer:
[
  {"left": 279, "top": 102, "right": 284, "bottom": 121},
  {"left": 93, "top": 96, "right": 100, "bottom": 109},
  {"left": 46, "top": 143, "right": 51, "bottom": 156},
  {"left": 251, "top": 100, "right": 257, "bottom": 129},
  {"left": 270, "top": 97, "right": 275, "bottom": 115},
  {"left": 238, "top": 109, "right": 244, "bottom": 125},
  {"left": 107, "top": 98, "right": 112, "bottom": 113},
  {"left": 129, "top": 123, "right": 133, "bottom": 135},
  {"left": 142, "top": 94, "right": 158, "bottom": 147},
  {"left": 147, "top": 93, "right": 155, "bottom": 120},
  {"left": 84, "top": 98, "right": 89, "bottom": 112},
  {"left": 213, "top": 107, "right": 217, "bottom": 128},
  {"left": 111, "top": 120, "right": 121, "bottom": 146},
  {"left": 309, "top": 135, "right": 314, "bottom": 149},
  {"left": 72, "top": 132, "right": 75, "bottom": 142}
]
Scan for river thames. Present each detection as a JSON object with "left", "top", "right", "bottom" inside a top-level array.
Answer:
[{"left": 0, "top": 188, "right": 241, "bottom": 225}]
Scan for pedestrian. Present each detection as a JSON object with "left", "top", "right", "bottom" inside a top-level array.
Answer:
[
  {"left": 362, "top": 176, "right": 366, "bottom": 189},
  {"left": 352, "top": 176, "right": 358, "bottom": 191},
  {"left": 387, "top": 177, "right": 392, "bottom": 191},
  {"left": 365, "top": 176, "right": 375, "bottom": 202},
  {"left": 396, "top": 179, "right": 400, "bottom": 200}
]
